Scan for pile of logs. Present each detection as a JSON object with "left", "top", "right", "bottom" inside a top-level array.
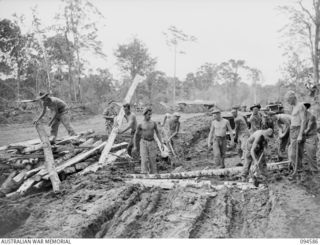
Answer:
[{"left": 0, "top": 127, "right": 129, "bottom": 198}]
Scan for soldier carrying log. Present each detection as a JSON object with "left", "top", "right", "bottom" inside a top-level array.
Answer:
[{"left": 33, "top": 92, "right": 76, "bottom": 143}]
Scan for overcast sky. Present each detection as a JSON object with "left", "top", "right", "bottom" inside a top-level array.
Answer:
[{"left": 0, "top": 0, "right": 293, "bottom": 85}]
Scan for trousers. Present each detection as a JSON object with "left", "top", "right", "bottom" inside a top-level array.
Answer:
[
  {"left": 50, "top": 111, "right": 76, "bottom": 140},
  {"left": 212, "top": 136, "right": 226, "bottom": 167},
  {"left": 303, "top": 134, "right": 319, "bottom": 172},
  {"left": 288, "top": 126, "right": 305, "bottom": 171},
  {"left": 140, "top": 139, "right": 157, "bottom": 174}
]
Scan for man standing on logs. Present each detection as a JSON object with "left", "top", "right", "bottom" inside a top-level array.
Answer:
[
  {"left": 208, "top": 110, "right": 234, "bottom": 168},
  {"left": 249, "top": 104, "right": 262, "bottom": 134},
  {"left": 271, "top": 112, "right": 291, "bottom": 161},
  {"left": 241, "top": 128, "right": 273, "bottom": 186},
  {"left": 231, "top": 106, "right": 250, "bottom": 164},
  {"left": 33, "top": 92, "right": 76, "bottom": 143},
  {"left": 285, "top": 91, "right": 307, "bottom": 179},
  {"left": 118, "top": 103, "right": 137, "bottom": 157},
  {"left": 133, "top": 107, "right": 164, "bottom": 174},
  {"left": 302, "top": 102, "right": 319, "bottom": 176}
]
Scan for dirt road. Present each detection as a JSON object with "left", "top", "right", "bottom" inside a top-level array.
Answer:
[
  {"left": 1, "top": 113, "right": 320, "bottom": 238},
  {"left": 0, "top": 113, "right": 203, "bottom": 147}
]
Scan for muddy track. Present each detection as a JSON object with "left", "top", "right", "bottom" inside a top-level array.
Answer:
[{"left": 1, "top": 114, "right": 320, "bottom": 238}]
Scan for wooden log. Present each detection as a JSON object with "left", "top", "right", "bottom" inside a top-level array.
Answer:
[
  {"left": 125, "top": 178, "right": 214, "bottom": 190},
  {"left": 22, "top": 143, "right": 44, "bottom": 154},
  {"left": 125, "top": 179, "right": 260, "bottom": 191},
  {"left": 63, "top": 166, "right": 76, "bottom": 174},
  {"left": 99, "top": 75, "right": 144, "bottom": 164},
  {"left": 79, "top": 138, "right": 95, "bottom": 148},
  {"left": 41, "top": 142, "right": 126, "bottom": 180},
  {"left": 0, "top": 129, "right": 94, "bottom": 151},
  {"left": 15, "top": 178, "right": 37, "bottom": 195},
  {"left": 75, "top": 162, "right": 91, "bottom": 171},
  {"left": 0, "top": 171, "right": 17, "bottom": 191},
  {"left": 54, "top": 129, "right": 94, "bottom": 145},
  {"left": 126, "top": 161, "right": 290, "bottom": 179},
  {"left": 35, "top": 123, "right": 61, "bottom": 192},
  {"left": 12, "top": 169, "right": 27, "bottom": 183},
  {"left": 80, "top": 148, "right": 127, "bottom": 175}
]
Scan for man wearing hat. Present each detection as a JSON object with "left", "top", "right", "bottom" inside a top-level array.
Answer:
[
  {"left": 249, "top": 104, "right": 262, "bottom": 134},
  {"left": 285, "top": 90, "right": 307, "bottom": 177},
  {"left": 208, "top": 110, "right": 234, "bottom": 168},
  {"left": 302, "top": 102, "right": 319, "bottom": 175},
  {"left": 118, "top": 103, "right": 138, "bottom": 157},
  {"left": 231, "top": 107, "right": 250, "bottom": 164},
  {"left": 133, "top": 107, "right": 164, "bottom": 174},
  {"left": 33, "top": 92, "right": 76, "bottom": 142}
]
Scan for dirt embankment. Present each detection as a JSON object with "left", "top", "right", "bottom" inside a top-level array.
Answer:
[{"left": 1, "top": 114, "right": 320, "bottom": 238}]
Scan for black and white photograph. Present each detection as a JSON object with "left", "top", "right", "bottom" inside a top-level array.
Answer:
[{"left": 0, "top": 0, "right": 320, "bottom": 241}]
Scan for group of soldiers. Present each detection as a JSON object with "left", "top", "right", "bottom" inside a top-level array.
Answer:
[
  {"left": 207, "top": 90, "right": 319, "bottom": 186},
  {"left": 33, "top": 92, "right": 181, "bottom": 175},
  {"left": 104, "top": 103, "right": 181, "bottom": 174},
  {"left": 33, "top": 90, "right": 319, "bottom": 183}
]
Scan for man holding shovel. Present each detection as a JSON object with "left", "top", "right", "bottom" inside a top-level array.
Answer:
[
  {"left": 285, "top": 91, "right": 307, "bottom": 179},
  {"left": 241, "top": 128, "right": 273, "bottom": 186},
  {"left": 33, "top": 92, "right": 76, "bottom": 143}
]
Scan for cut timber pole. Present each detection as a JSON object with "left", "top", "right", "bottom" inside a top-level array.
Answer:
[
  {"left": 99, "top": 75, "right": 144, "bottom": 164},
  {"left": 126, "top": 161, "right": 290, "bottom": 179},
  {"left": 42, "top": 142, "right": 128, "bottom": 179},
  {"left": 35, "top": 123, "right": 61, "bottom": 192}
]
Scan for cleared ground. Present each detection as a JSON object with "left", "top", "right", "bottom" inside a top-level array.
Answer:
[
  {"left": 1, "top": 113, "right": 320, "bottom": 238},
  {"left": 0, "top": 113, "right": 202, "bottom": 147}
]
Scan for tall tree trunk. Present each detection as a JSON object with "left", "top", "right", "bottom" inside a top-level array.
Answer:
[
  {"left": 76, "top": 49, "right": 81, "bottom": 102},
  {"left": 17, "top": 64, "right": 20, "bottom": 101}
]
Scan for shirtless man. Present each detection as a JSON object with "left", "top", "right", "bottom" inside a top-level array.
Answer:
[
  {"left": 133, "top": 107, "right": 164, "bottom": 174},
  {"left": 33, "top": 92, "right": 76, "bottom": 142},
  {"left": 272, "top": 113, "right": 291, "bottom": 160},
  {"left": 302, "top": 103, "right": 319, "bottom": 175},
  {"left": 231, "top": 107, "right": 250, "bottom": 164},
  {"left": 118, "top": 103, "right": 137, "bottom": 157},
  {"left": 285, "top": 91, "right": 307, "bottom": 176},
  {"left": 242, "top": 128, "right": 273, "bottom": 186},
  {"left": 249, "top": 104, "right": 262, "bottom": 134},
  {"left": 207, "top": 110, "right": 234, "bottom": 168}
]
